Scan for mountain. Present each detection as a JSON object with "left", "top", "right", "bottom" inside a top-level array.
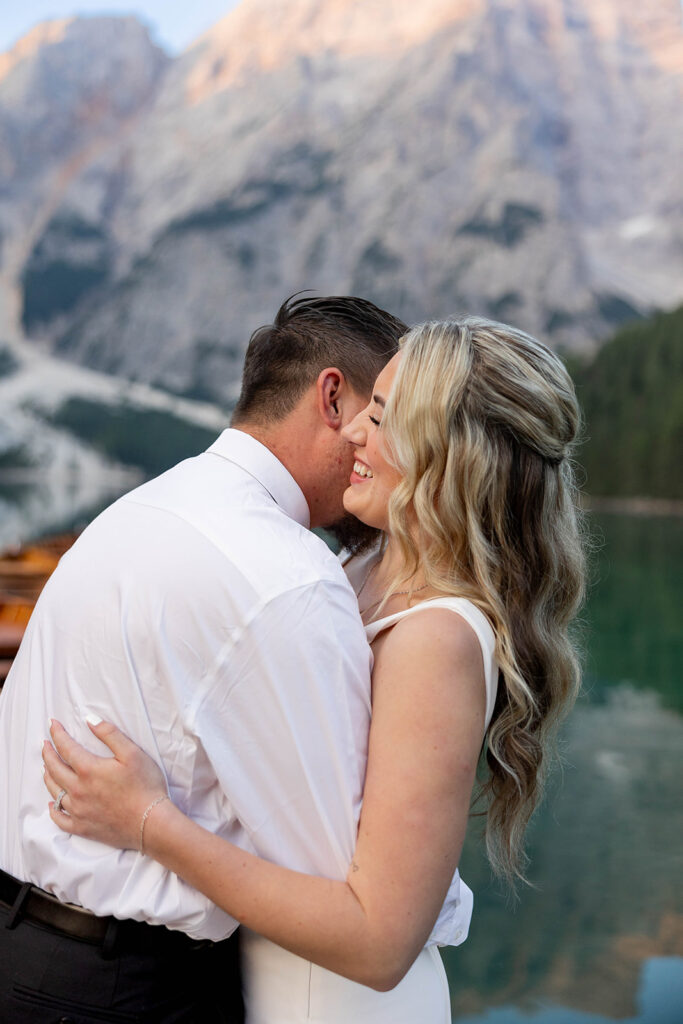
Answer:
[
  {"left": 0, "top": 336, "right": 227, "bottom": 548},
  {"left": 1, "top": 0, "right": 682, "bottom": 402},
  {"left": 0, "top": 18, "right": 168, "bottom": 344}
]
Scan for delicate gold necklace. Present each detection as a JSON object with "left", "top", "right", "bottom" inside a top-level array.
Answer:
[{"left": 357, "top": 561, "right": 429, "bottom": 606}]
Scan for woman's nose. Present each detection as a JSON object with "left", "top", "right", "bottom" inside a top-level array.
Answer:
[{"left": 342, "top": 410, "right": 367, "bottom": 446}]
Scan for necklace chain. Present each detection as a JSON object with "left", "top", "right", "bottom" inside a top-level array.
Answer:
[{"left": 357, "top": 561, "right": 429, "bottom": 604}]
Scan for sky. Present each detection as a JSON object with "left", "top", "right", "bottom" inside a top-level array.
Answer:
[{"left": 0, "top": 1, "right": 244, "bottom": 55}]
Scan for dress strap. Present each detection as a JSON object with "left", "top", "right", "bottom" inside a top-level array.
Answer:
[{"left": 365, "top": 597, "right": 499, "bottom": 730}]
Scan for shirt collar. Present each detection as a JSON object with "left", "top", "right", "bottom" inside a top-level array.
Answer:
[{"left": 206, "top": 428, "right": 311, "bottom": 529}]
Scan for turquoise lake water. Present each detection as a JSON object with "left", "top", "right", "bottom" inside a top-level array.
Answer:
[{"left": 444, "top": 514, "right": 683, "bottom": 1023}]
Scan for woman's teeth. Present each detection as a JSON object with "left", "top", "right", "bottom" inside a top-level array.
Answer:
[{"left": 354, "top": 461, "right": 373, "bottom": 479}]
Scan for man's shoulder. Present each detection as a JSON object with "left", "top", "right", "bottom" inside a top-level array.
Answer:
[
  {"left": 279, "top": 524, "right": 352, "bottom": 588},
  {"left": 106, "top": 460, "right": 349, "bottom": 593},
  {"left": 52, "top": 452, "right": 353, "bottom": 605},
  {"left": 217, "top": 508, "right": 351, "bottom": 599}
]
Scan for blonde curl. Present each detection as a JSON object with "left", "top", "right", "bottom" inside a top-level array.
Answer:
[{"left": 381, "top": 317, "right": 586, "bottom": 886}]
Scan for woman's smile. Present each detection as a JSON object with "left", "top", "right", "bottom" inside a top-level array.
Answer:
[
  {"left": 350, "top": 459, "right": 374, "bottom": 481},
  {"left": 342, "top": 353, "right": 403, "bottom": 531}
]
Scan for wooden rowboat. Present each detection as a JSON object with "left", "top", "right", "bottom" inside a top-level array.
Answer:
[
  {"left": 0, "top": 618, "right": 26, "bottom": 686},
  {"left": 0, "top": 534, "right": 77, "bottom": 689}
]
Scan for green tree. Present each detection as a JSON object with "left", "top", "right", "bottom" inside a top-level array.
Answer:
[{"left": 573, "top": 306, "right": 683, "bottom": 499}]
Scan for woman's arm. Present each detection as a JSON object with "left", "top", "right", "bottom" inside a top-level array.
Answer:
[{"left": 44, "top": 608, "right": 485, "bottom": 990}]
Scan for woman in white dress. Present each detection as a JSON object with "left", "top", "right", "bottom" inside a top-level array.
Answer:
[{"left": 43, "top": 316, "right": 586, "bottom": 1022}]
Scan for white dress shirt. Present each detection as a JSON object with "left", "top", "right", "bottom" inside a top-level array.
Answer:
[{"left": 0, "top": 429, "right": 372, "bottom": 940}]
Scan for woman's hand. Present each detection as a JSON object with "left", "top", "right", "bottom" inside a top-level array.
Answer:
[{"left": 42, "top": 718, "right": 168, "bottom": 851}]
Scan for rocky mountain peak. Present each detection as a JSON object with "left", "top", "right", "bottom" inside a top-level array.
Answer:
[
  {"left": 0, "top": 19, "right": 74, "bottom": 83},
  {"left": 183, "top": 0, "right": 485, "bottom": 103},
  {"left": 0, "top": 17, "right": 169, "bottom": 178},
  {"left": 563, "top": 0, "right": 683, "bottom": 71}
]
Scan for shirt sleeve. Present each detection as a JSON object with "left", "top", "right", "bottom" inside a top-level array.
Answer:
[{"left": 188, "top": 578, "right": 373, "bottom": 879}]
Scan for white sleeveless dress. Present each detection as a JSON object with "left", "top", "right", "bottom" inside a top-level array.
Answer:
[{"left": 242, "top": 596, "right": 498, "bottom": 1023}]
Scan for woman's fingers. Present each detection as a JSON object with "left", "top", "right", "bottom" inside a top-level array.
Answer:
[
  {"left": 42, "top": 716, "right": 168, "bottom": 849},
  {"left": 48, "top": 719, "right": 99, "bottom": 774},
  {"left": 85, "top": 717, "right": 145, "bottom": 763},
  {"left": 42, "top": 739, "right": 78, "bottom": 791},
  {"left": 43, "top": 764, "right": 78, "bottom": 831},
  {"left": 48, "top": 798, "right": 79, "bottom": 835},
  {"left": 42, "top": 763, "right": 64, "bottom": 805}
]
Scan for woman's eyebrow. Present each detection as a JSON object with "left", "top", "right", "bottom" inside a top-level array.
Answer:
[{"left": 373, "top": 393, "right": 386, "bottom": 408}]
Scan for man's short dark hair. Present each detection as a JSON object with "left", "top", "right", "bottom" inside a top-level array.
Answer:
[{"left": 232, "top": 295, "right": 407, "bottom": 424}]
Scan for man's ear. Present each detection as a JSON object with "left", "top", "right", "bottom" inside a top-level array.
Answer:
[{"left": 316, "top": 368, "right": 345, "bottom": 428}]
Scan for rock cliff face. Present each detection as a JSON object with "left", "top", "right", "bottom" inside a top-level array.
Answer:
[
  {"left": 0, "top": 17, "right": 168, "bottom": 348},
  {"left": 0, "top": 18, "right": 167, "bottom": 179},
  {"left": 0, "top": 0, "right": 681, "bottom": 401}
]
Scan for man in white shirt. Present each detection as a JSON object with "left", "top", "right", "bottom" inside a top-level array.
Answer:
[{"left": 0, "top": 295, "right": 405, "bottom": 1022}]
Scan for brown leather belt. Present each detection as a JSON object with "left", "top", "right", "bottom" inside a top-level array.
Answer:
[
  {"left": 0, "top": 867, "right": 110, "bottom": 942},
  {"left": 0, "top": 867, "right": 208, "bottom": 952}
]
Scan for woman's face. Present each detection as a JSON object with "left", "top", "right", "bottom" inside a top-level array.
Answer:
[{"left": 341, "top": 353, "right": 404, "bottom": 532}]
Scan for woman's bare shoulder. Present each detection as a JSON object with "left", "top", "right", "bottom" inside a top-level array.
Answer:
[
  {"left": 373, "top": 603, "right": 485, "bottom": 691},
  {"left": 369, "top": 604, "right": 488, "bottom": 753},
  {"left": 387, "top": 601, "right": 482, "bottom": 649}
]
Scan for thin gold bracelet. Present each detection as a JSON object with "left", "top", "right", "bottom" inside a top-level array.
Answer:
[{"left": 139, "top": 795, "right": 169, "bottom": 854}]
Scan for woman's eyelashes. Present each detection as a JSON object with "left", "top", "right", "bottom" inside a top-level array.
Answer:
[{"left": 369, "top": 415, "right": 381, "bottom": 426}]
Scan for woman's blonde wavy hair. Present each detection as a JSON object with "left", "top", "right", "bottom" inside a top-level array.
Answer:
[{"left": 381, "top": 316, "right": 586, "bottom": 886}]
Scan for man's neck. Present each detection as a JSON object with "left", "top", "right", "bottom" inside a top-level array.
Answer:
[
  {"left": 232, "top": 421, "right": 323, "bottom": 526},
  {"left": 232, "top": 423, "right": 298, "bottom": 480}
]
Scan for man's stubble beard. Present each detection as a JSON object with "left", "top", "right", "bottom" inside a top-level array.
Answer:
[{"left": 324, "top": 514, "right": 381, "bottom": 556}]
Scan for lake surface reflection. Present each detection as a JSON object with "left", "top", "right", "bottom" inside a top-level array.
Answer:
[{"left": 444, "top": 515, "right": 683, "bottom": 1023}]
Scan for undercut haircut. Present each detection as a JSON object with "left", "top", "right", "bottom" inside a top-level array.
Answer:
[{"left": 232, "top": 295, "right": 406, "bottom": 425}]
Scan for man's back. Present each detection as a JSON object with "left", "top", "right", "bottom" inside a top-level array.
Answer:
[{"left": 0, "top": 430, "right": 372, "bottom": 939}]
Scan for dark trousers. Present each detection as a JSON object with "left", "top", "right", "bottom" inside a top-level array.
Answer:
[{"left": 0, "top": 895, "right": 244, "bottom": 1023}]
